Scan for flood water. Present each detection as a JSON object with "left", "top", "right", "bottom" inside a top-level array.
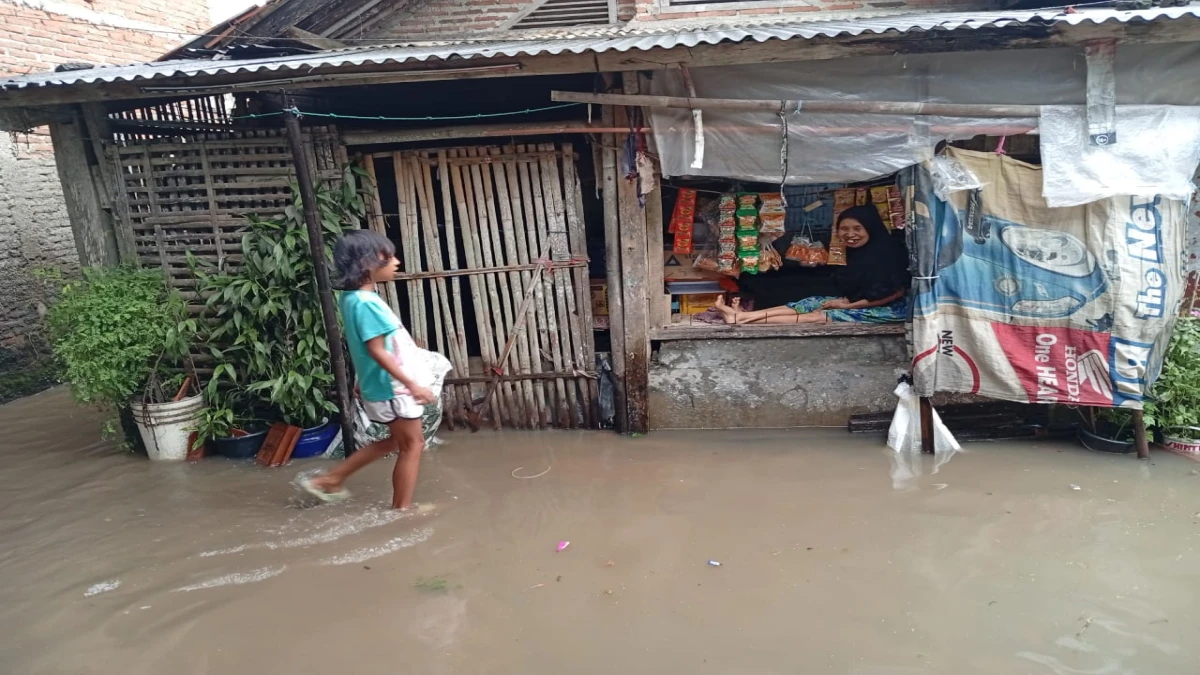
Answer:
[{"left": 2, "top": 387, "right": 1199, "bottom": 675}]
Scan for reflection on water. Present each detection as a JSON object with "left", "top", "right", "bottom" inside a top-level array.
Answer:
[{"left": 1, "top": 387, "right": 1197, "bottom": 674}]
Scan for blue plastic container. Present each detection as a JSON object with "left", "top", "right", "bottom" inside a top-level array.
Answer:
[
  {"left": 291, "top": 421, "right": 338, "bottom": 459},
  {"left": 209, "top": 429, "right": 267, "bottom": 459}
]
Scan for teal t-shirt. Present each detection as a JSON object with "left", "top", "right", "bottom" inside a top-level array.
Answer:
[{"left": 339, "top": 290, "right": 409, "bottom": 402}]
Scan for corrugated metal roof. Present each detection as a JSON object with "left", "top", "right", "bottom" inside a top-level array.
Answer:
[{"left": 4, "top": 6, "right": 1199, "bottom": 91}]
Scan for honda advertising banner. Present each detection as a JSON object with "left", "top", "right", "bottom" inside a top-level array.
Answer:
[{"left": 906, "top": 149, "right": 1186, "bottom": 409}]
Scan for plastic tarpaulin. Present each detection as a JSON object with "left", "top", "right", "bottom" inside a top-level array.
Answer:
[
  {"left": 1040, "top": 105, "right": 1200, "bottom": 207},
  {"left": 905, "top": 148, "right": 1186, "bottom": 409},
  {"left": 645, "top": 43, "right": 1200, "bottom": 184}
]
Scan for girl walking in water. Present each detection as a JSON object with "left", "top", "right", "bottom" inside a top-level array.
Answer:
[{"left": 299, "top": 230, "right": 441, "bottom": 510}]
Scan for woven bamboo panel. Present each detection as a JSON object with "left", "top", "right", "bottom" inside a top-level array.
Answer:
[
  {"left": 371, "top": 143, "right": 597, "bottom": 430},
  {"left": 109, "top": 126, "right": 345, "bottom": 300}
]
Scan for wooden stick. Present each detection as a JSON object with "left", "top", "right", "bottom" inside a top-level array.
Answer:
[
  {"left": 919, "top": 397, "right": 935, "bottom": 455},
  {"left": 283, "top": 103, "right": 354, "bottom": 455},
  {"left": 389, "top": 259, "right": 588, "bottom": 281},
  {"left": 343, "top": 123, "right": 647, "bottom": 146},
  {"left": 551, "top": 91, "right": 1041, "bottom": 118},
  {"left": 1132, "top": 409, "right": 1150, "bottom": 460},
  {"left": 471, "top": 257, "right": 550, "bottom": 426}
]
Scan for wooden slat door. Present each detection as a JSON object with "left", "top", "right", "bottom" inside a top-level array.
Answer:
[{"left": 377, "top": 143, "right": 597, "bottom": 430}]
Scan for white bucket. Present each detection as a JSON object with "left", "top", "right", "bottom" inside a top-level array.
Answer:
[{"left": 129, "top": 394, "right": 206, "bottom": 461}]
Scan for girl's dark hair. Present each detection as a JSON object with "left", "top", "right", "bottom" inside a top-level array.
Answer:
[{"left": 333, "top": 230, "right": 396, "bottom": 290}]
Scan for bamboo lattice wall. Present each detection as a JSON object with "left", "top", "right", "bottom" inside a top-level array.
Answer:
[
  {"left": 363, "top": 143, "right": 597, "bottom": 430},
  {"left": 107, "top": 126, "right": 346, "bottom": 305}
]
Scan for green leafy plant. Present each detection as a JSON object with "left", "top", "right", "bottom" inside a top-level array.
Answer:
[
  {"left": 192, "top": 166, "right": 369, "bottom": 437},
  {"left": 1144, "top": 315, "right": 1200, "bottom": 440},
  {"left": 44, "top": 266, "right": 195, "bottom": 435}
]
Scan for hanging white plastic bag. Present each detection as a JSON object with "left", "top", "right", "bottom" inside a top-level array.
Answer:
[
  {"left": 887, "top": 380, "right": 962, "bottom": 490},
  {"left": 929, "top": 155, "right": 984, "bottom": 202}
]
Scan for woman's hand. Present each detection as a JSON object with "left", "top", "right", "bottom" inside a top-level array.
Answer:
[{"left": 821, "top": 297, "right": 852, "bottom": 310}]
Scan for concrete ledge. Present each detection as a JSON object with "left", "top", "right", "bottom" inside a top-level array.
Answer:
[{"left": 648, "top": 335, "right": 908, "bottom": 429}]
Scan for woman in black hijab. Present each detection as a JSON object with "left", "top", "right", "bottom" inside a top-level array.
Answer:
[{"left": 713, "top": 205, "right": 908, "bottom": 325}]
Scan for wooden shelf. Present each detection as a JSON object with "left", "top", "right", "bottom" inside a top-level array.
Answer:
[{"left": 650, "top": 322, "right": 906, "bottom": 341}]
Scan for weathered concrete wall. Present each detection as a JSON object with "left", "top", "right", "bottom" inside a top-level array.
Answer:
[{"left": 648, "top": 336, "right": 907, "bottom": 428}]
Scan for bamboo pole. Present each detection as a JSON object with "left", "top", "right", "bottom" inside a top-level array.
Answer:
[
  {"left": 515, "top": 147, "right": 555, "bottom": 428},
  {"left": 551, "top": 91, "right": 1041, "bottom": 118},
  {"left": 561, "top": 142, "right": 597, "bottom": 428},
  {"left": 434, "top": 149, "right": 476, "bottom": 429},
  {"left": 412, "top": 153, "right": 459, "bottom": 430},
  {"left": 489, "top": 147, "right": 539, "bottom": 428},
  {"left": 449, "top": 148, "right": 504, "bottom": 428},
  {"left": 282, "top": 100, "right": 354, "bottom": 456},
  {"left": 469, "top": 147, "right": 523, "bottom": 425},
  {"left": 541, "top": 142, "right": 588, "bottom": 428},
  {"left": 525, "top": 145, "right": 571, "bottom": 426},
  {"left": 599, "top": 103, "right": 627, "bottom": 432}
]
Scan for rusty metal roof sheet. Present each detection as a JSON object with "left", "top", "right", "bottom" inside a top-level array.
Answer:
[{"left": 3, "top": 6, "right": 1199, "bottom": 91}]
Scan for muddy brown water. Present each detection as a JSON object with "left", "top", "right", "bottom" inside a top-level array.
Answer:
[{"left": 2, "top": 387, "right": 1198, "bottom": 675}]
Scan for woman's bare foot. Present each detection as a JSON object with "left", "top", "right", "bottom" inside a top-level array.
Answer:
[{"left": 713, "top": 295, "right": 738, "bottom": 325}]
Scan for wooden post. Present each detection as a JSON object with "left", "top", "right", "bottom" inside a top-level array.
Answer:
[
  {"left": 617, "top": 73, "right": 651, "bottom": 434},
  {"left": 49, "top": 110, "right": 120, "bottom": 268},
  {"left": 282, "top": 99, "right": 356, "bottom": 456},
  {"left": 919, "top": 397, "right": 934, "bottom": 455},
  {"left": 600, "top": 95, "right": 628, "bottom": 432},
  {"left": 1132, "top": 409, "right": 1150, "bottom": 460}
]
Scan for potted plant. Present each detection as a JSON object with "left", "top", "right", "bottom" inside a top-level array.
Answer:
[
  {"left": 1077, "top": 406, "right": 1136, "bottom": 454},
  {"left": 191, "top": 168, "right": 369, "bottom": 459},
  {"left": 1145, "top": 315, "right": 1200, "bottom": 455},
  {"left": 45, "top": 266, "right": 202, "bottom": 460}
]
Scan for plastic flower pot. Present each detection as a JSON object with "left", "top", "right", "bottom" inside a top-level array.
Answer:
[
  {"left": 291, "top": 421, "right": 339, "bottom": 459},
  {"left": 209, "top": 429, "right": 268, "bottom": 459}
]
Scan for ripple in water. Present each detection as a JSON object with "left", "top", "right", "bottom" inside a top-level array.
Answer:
[
  {"left": 321, "top": 527, "right": 434, "bottom": 565},
  {"left": 84, "top": 580, "right": 120, "bottom": 597},
  {"left": 173, "top": 566, "right": 287, "bottom": 593}
]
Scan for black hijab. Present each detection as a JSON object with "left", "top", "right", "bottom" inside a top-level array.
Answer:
[{"left": 833, "top": 205, "right": 908, "bottom": 302}]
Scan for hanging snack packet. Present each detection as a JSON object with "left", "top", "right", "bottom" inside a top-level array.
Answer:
[
  {"left": 758, "top": 192, "right": 785, "bottom": 213},
  {"left": 827, "top": 233, "right": 847, "bottom": 266},
  {"left": 758, "top": 212, "right": 786, "bottom": 236},
  {"left": 669, "top": 188, "right": 697, "bottom": 235},
  {"left": 785, "top": 234, "right": 810, "bottom": 262}
]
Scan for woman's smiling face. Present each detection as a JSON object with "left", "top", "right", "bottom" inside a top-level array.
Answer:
[{"left": 837, "top": 217, "right": 870, "bottom": 248}]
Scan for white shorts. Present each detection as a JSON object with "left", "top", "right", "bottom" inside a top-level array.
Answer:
[{"left": 362, "top": 396, "right": 423, "bottom": 424}]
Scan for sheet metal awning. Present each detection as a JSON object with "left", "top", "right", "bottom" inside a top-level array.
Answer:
[{"left": 3, "top": 6, "right": 1198, "bottom": 94}]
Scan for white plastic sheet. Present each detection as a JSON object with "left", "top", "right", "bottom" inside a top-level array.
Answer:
[
  {"left": 645, "top": 43, "right": 1200, "bottom": 185},
  {"left": 1040, "top": 105, "right": 1200, "bottom": 207}
]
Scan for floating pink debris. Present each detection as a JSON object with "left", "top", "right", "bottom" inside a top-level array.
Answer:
[{"left": 556, "top": 541, "right": 570, "bottom": 553}]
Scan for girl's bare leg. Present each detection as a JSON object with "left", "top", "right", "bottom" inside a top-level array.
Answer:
[
  {"left": 731, "top": 307, "right": 805, "bottom": 324},
  {"left": 308, "top": 435, "right": 397, "bottom": 493},
  {"left": 389, "top": 417, "right": 425, "bottom": 510}
]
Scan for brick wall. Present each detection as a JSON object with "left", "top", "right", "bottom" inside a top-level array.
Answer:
[
  {"left": 0, "top": 0, "right": 210, "bottom": 403},
  {"left": 368, "top": 0, "right": 1000, "bottom": 38}
]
